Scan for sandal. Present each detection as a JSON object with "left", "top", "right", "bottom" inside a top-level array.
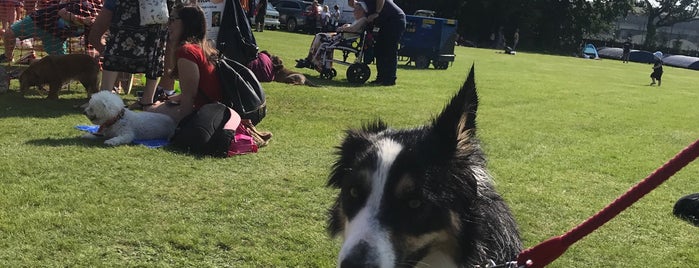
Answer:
[
  {"left": 110, "top": 86, "right": 123, "bottom": 94},
  {"left": 153, "top": 86, "right": 176, "bottom": 102},
  {"left": 241, "top": 119, "right": 272, "bottom": 147}
]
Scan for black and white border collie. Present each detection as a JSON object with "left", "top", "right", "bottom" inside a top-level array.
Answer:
[{"left": 327, "top": 67, "right": 523, "bottom": 267}]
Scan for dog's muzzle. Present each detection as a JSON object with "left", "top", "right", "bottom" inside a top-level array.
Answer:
[
  {"left": 340, "top": 241, "right": 381, "bottom": 268},
  {"left": 84, "top": 111, "right": 97, "bottom": 122}
]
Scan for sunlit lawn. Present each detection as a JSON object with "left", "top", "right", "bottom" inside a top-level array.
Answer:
[{"left": 0, "top": 30, "right": 697, "bottom": 267}]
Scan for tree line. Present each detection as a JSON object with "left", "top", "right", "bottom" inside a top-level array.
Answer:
[{"left": 394, "top": 0, "right": 699, "bottom": 53}]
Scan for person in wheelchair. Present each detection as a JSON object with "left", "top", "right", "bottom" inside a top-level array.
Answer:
[{"left": 295, "top": 1, "right": 368, "bottom": 69}]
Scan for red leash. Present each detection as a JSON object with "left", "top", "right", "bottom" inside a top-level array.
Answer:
[{"left": 516, "top": 138, "right": 699, "bottom": 268}]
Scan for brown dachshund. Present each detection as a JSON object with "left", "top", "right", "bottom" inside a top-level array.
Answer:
[
  {"left": 19, "top": 54, "right": 99, "bottom": 99},
  {"left": 269, "top": 53, "right": 319, "bottom": 87}
]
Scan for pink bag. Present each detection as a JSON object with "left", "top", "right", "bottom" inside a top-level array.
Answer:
[
  {"left": 228, "top": 124, "right": 258, "bottom": 156},
  {"left": 223, "top": 109, "right": 270, "bottom": 156}
]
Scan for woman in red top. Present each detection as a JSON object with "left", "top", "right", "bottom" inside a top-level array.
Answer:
[{"left": 151, "top": 5, "right": 236, "bottom": 124}]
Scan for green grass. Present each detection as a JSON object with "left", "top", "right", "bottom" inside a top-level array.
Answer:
[{"left": 1, "top": 30, "right": 698, "bottom": 267}]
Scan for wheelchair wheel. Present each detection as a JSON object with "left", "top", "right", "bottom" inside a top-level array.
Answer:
[
  {"left": 433, "top": 61, "right": 449, "bottom": 70},
  {"left": 347, "top": 63, "right": 370, "bottom": 84},
  {"left": 414, "top": 55, "right": 430, "bottom": 69},
  {"left": 320, "top": 68, "right": 337, "bottom": 80}
]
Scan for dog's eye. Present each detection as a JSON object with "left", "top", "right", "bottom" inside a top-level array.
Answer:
[
  {"left": 408, "top": 199, "right": 422, "bottom": 209},
  {"left": 350, "top": 187, "right": 359, "bottom": 198}
]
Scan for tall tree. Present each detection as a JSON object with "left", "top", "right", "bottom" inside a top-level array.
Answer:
[
  {"left": 641, "top": 0, "right": 699, "bottom": 47},
  {"left": 517, "top": 0, "right": 631, "bottom": 52},
  {"left": 394, "top": 0, "right": 629, "bottom": 52}
]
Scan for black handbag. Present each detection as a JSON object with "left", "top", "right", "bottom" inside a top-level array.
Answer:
[
  {"left": 210, "top": 56, "right": 267, "bottom": 126},
  {"left": 170, "top": 103, "right": 235, "bottom": 157}
]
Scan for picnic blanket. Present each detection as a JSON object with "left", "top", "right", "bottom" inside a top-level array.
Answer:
[{"left": 75, "top": 125, "right": 169, "bottom": 148}]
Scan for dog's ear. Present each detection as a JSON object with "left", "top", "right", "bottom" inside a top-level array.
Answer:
[
  {"left": 423, "top": 66, "right": 481, "bottom": 196},
  {"left": 36, "top": 55, "right": 53, "bottom": 65},
  {"left": 32, "top": 56, "right": 53, "bottom": 73},
  {"left": 271, "top": 56, "right": 284, "bottom": 70},
  {"left": 96, "top": 99, "right": 108, "bottom": 112},
  {"left": 429, "top": 65, "right": 478, "bottom": 154},
  {"left": 328, "top": 120, "right": 388, "bottom": 188},
  {"left": 17, "top": 67, "right": 27, "bottom": 78},
  {"left": 17, "top": 66, "right": 34, "bottom": 82}
]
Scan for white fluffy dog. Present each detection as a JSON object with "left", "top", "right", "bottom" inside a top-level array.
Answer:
[{"left": 82, "top": 91, "right": 176, "bottom": 146}]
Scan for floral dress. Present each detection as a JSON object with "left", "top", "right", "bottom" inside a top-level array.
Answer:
[{"left": 102, "top": 0, "right": 174, "bottom": 79}]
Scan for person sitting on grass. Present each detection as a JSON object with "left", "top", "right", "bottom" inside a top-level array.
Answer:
[{"left": 148, "top": 5, "right": 236, "bottom": 124}]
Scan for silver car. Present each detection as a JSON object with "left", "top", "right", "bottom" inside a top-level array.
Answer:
[
  {"left": 251, "top": 4, "right": 281, "bottom": 30},
  {"left": 273, "top": 0, "right": 314, "bottom": 32}
]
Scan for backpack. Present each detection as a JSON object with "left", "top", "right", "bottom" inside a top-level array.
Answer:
[
  {"left": 214, "top": 56, "right": 267, "bottom": 126},
  {"left": 170, "top": 103, "right": 258, "bottom": 157},
  {"left": 217, "top": 0, "right": 259, "bottom": 65}
]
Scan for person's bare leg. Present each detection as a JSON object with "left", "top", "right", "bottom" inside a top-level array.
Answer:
[
  {"left": 158, "top": 76, "right": 175, "bottom": 92},
  {"left": 141, "top": 77, "right": 160, "bottom": 108},
  {"left": 155, "top": 40, "right": 176, "bottom": 95},
  {"left": 3, "top": 29, "right": 16, "bottom": 60},
  {"left": 100, "top": 70, "right": 119, "bottom": 91}
]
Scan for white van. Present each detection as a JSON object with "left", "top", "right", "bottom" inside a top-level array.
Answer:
[{"left": 322, "top": 0, "right": 355, "bottom": 25}]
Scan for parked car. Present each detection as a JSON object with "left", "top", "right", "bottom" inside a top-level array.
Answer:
[
  {"left": 250, "top": 4, "right": 281, "bottom": 30},
  {"left": 273, "top": 0, "right": 314, "bottom": 32}
]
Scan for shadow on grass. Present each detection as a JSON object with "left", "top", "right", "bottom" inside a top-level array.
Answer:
[
  {"left": 26, "top": 137, "right": 211, "bottom": 159},
  {"left": 396, "top": 62, "right": 454, "bottom": 71},
  {"left": 0, "top": 90, "right": 90, "bottom": 119},
  {"left": 26, "top": 137, "right": 184, "bottom": 152},
  {"left": 25, "top": 137, "right": 101, "bottom": 147},
  {"left": 271, "top": 71, "right": 381, "bottom": 88}
]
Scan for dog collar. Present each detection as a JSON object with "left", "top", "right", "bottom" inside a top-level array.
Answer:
[{"left": 97, "top": 108, "right": 125, "bottom": 134}]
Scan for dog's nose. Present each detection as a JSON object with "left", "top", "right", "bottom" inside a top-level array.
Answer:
[{"left": 340, "top": 241, "right": 380, "bottom": 268}]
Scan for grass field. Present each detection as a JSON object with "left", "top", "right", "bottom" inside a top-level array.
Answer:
[{"left": 1, "top": 30, "right": 698, "bottom": 267}]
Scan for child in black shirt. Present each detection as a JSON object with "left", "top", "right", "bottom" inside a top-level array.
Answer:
[{"left": 650, "top": 51, "right": 663, "bottom": 86}]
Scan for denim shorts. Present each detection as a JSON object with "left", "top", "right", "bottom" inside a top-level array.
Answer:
[{"left": 11, "top": 16, "right": 67, "bottom": 55}]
